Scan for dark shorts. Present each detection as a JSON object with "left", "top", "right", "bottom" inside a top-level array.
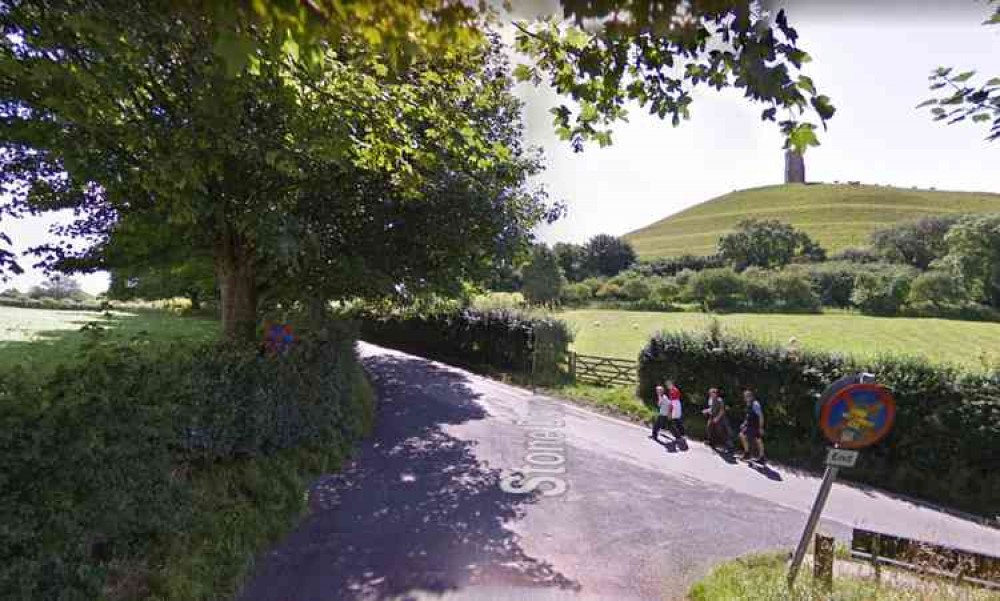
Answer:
[{"left": 742, "top": 424, "right": 761, "bottom": 440}]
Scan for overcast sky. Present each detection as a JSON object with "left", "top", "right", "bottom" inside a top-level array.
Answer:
[{"left": 3, "top": 0, "right": 998, "bottom": 295}]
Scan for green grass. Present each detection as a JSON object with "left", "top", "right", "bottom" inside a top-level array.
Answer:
[
  {"left": 0, "top": 305, "right": 219, "bottom": 371},
  {"left": 689, "top": 552, "right": 1000, "bottom": 601},
  {"left": 560, "top": 308, "right": 1000, "bottom": 370},
  {"left": 624, "top": 183, "right": 1000, "bottom": 259}
]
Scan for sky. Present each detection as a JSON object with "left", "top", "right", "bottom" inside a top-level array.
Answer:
[{"left": 2, "top": 0, "right": 998, "bottom": 295}]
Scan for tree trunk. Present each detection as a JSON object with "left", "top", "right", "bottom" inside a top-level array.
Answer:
[{"left": 217, "top": 230, "right": 257, "bottom": 342}]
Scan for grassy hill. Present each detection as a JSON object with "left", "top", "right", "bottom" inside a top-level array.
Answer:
[{"left": 624, "top": 183, "right": 1000, "bottom": 259}]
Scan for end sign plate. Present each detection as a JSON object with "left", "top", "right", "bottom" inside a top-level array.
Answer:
[{"left": 826, "top": 448, "right": 859, "bottom": 468}]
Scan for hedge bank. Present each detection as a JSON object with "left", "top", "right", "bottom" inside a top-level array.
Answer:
[
  {"left": 359, "top": 308, "right": 573, "bottom": 381},
  {"left": 638, "top": 330, "right": 1000, "bottom": 516},
  {"left": 0, "top": 321, "right": 374, "bottom": 599}
]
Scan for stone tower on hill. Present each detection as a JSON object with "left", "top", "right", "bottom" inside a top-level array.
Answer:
[{"left": 784, "top": 149, "right": 805, "bottom": 183}]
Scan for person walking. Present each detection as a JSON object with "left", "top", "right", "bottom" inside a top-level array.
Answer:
[
  {"left": 650, "top": 384, "right": 670, "bottom": 441},
  {"left": 666, "top": 380, "right": 686, "bottom": 442},
  {"left": 702, "top": 388, "right": 732, "bottom": 450},
  {"left": 739, "top": 389, "right": 766, "bottom": 462}
]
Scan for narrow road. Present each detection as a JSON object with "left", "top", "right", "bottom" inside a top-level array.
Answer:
[{"left": 238, "top": 343, "right": 1000, "bottom": 601}]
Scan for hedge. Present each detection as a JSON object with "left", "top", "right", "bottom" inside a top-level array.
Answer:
[
  {"left": 638, "top": 330, "right": 1000, "bottom": 516},
  {"left": 359, "top": 308, "right": 573, "bottom": 381},
  {"left": 0, "top": 322, "right": 374, "bottom": 598}
]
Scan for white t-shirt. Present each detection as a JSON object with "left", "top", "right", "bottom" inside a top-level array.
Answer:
[
  {"left": 671, "top": 397, "right": 683, "bottom": 420},
  {"left": 657, "top": 394, "right": 671, "bottom": 416}
]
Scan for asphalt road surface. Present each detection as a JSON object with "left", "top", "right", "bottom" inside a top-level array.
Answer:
[{"left": 238, "top": 343, "right": 1000, "bottom": 601}]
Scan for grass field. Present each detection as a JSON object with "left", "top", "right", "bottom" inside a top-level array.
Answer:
[
  {"left": 560, "top": 309, "right": 1000, "bottom": 370},
  {"left": 0, "top": 305, "right": 219, "bottom": 371},
  {"left": 624, "top": 183, "right": 1000, "bottom": 259}
]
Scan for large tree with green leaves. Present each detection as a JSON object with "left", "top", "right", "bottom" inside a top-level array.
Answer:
[
  {"left": 942, "top": 215, "right": 1000, "bottom": 308},
  {"left": 513, "top": 1, "right": 835, "bottom": 153},
  {"left": 917, "top": 1, "right": 999, "bottom": 141},
  {"left": 521, "top": 244, "right": 566, "bottom": 305},
  {"left": 215, "top": 1, "right": 834, "bottom": 152},
  {"left": 718, "top": 218, "right": 825, "bottom": 270},
  {"left": 0, "top": 1, "right": 555, "bottom": 340},
  {"left": 583, "top": 234, "right": 637, "bottom": 278}
]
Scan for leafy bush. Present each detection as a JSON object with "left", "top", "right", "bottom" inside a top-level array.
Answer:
[
  {"left": 652, "top": 281, "right": 681, "bottom": 304},
  {"left": 638, "top": 330, "right": 1000, "bottom": 515},
  {"left": 595, "top": 282, "right": 624, "bottom": 299},
  {"left": 359, "top": 308, "right": 572, "bottom": 380},
  {"left": 803, "top": 261, "right": 861, "bottom": 307},
  {"left": 829, "top": 247, "right": 881, "bottom": 264},
  {"left": 0, "top": 295, "right": 106, "bottom": 311},
  {"left": 580, "top": 277, "right": 604, "bottom": 296},
  {"left": 688, "top": 268, "right": 745, "bottom": 311},
  {"left": 633, "top": 254, "right": 725, "bottom": 277},
  {"left": 560, "top": 282, "right": 592, "bottom": 304},
  {"left": 871, "top": 214, "right": 962, "bottom": 269},
  {"left": 851, "top": 269, "right": 915, "bottom": 315},
  {"left": 769, "top": 271, "right": 820, "bottom": 312},
  {"left": 622, "top": 278, "right": 651, "bottom": 300},
  {"left": 908, "top": 270, "right": 967, "bottom": 308},
  {"left": 741, "top": 267, "right": 775, "bottom": 308},
  {"left": 0, "top": 323, "right": 373, "bottom": 598}
]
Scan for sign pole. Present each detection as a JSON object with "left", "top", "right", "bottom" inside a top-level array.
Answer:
[{"left": 788, "top": 464, "right": 840, "bottom": 587}]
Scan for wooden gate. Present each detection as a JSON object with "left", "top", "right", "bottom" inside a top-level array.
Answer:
[{"left": 569, "top": 352, "right": 637, "bottom": 387}]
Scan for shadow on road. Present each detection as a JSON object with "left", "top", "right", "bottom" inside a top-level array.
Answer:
[{"left": 238, "top": 352, "right": 579, "bottom": 601}]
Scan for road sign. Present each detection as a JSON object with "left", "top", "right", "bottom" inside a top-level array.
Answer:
[
  {"left": 264, "top": 323, "right": 296, "bottom": 355},
  {"left": 819, "top": 382, "right": 896, "bottom": 449},
  {"left": 826, "top": 448, "right": 859, "bottom": 468}
]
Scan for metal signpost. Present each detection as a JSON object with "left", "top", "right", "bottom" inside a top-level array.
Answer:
[{"left": 787, "top": 374, "right": 897, "bottom": 588}]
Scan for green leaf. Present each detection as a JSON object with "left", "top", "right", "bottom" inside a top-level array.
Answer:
[
  {"left": 952, "top": 70, "right": 976, "bottom": 82},
  {"left": 787, "top": 123, "right": 820, "bottom": 153},
  {"left": 213, "top": 32, "right": 255, "bottom": 77},
  {"left": 564, "top": 27, "right": 589, "bottom": 50},
  {"left": 987, "top": 77, "right": 1000, "bottom": 87},
  {"left": 915, "top": 99, "right": 937, "bottom": 109},
  {"left": 513, "top": 64, "right": 534, "bottom": 82},
  {"left": 810, "top": 95, "right": 835, "bottom": 121},
  {"left": 797, "top": 75, "right": 815, "bottom": 95},
  {"left": 972, "top": 113, "right": 992, "bottom": 122}
]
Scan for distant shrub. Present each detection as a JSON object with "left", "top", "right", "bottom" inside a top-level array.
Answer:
[
  {"left": 851, "top": 268, "right": 916, "bottom": 315},
  {"left": 561, "top": 283, "right": 592, "bottom": 304},
  {"left": 622, "top": 278, "right": 651, "bottom": 301},
  {"left": 908, "top": 270, "right": 967, "bottom": 309},
  {"left": 674, "top": 268, "right": 697, "bottom": 287},
  {"left": 634, "top": 254, "right": 725, "bottom": 277},
  {"left": 769, "top": 271, "right": 821, "bottom": 312},
  {"left": 688, "top": 268, "right": 745, "bottom": 311},
  {"left": 581, "top": 277, "right": 604, "bottom": 296},
  {"left": 596, "top": 282, "right": 624, "bottom": 299},
  {"left": 652, "top": 281, "right": 681, "bottom": 304},
  {"left": 829, "top": 247, "right": 881, "bottom": 264},
  {"left": 741, "top": 267, "right": 775, "bottom": 308}
]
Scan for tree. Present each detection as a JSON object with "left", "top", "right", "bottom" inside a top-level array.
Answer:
[
  {"left": 942, "top": 215, "right": 1000, "bottom": 308},
  {"left": 108, "top": 258, "right": 216, "bottom": 310},
  {"left": 0, "top": 3, "right": 555, "bottom": 340},
  {"left": 688, "top": 268, "right": 745, "bottom": 311},
  {"left": 918, "top": 1, "right": 1000, "bottom": 142},
  {"left": 29, "top": 274, "right": 84, "bottom": 300},
  {"left": 225, "top": 2, "right": 836, "bottom": 153},
  {"left": 553, "top": 242, "right": 587, "bottom": 282},
  {"left": 583, "top": 234, "right": 637, "bottom": 278},
  {"left": 0, "top": 232, "right": 22, "bottom": 284},
  {"left": 514, "top": 2, "right": 835, "bottom": 153},
  {"left": 717, "top": 219, "right": 825, "bottom": 270},
  {"left": 870, "top": 215, "right": 961, "bottom": 270},
  {"left": 521, "top": 245, "right": 565, "bottom": 305},
  {"left": 908, "top": 270, "right": 967, "bottom": 309}
]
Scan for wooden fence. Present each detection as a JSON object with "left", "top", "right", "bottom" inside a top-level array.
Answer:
[{"left": 568, "top": 352, "right": 637, "bottom": 387}]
